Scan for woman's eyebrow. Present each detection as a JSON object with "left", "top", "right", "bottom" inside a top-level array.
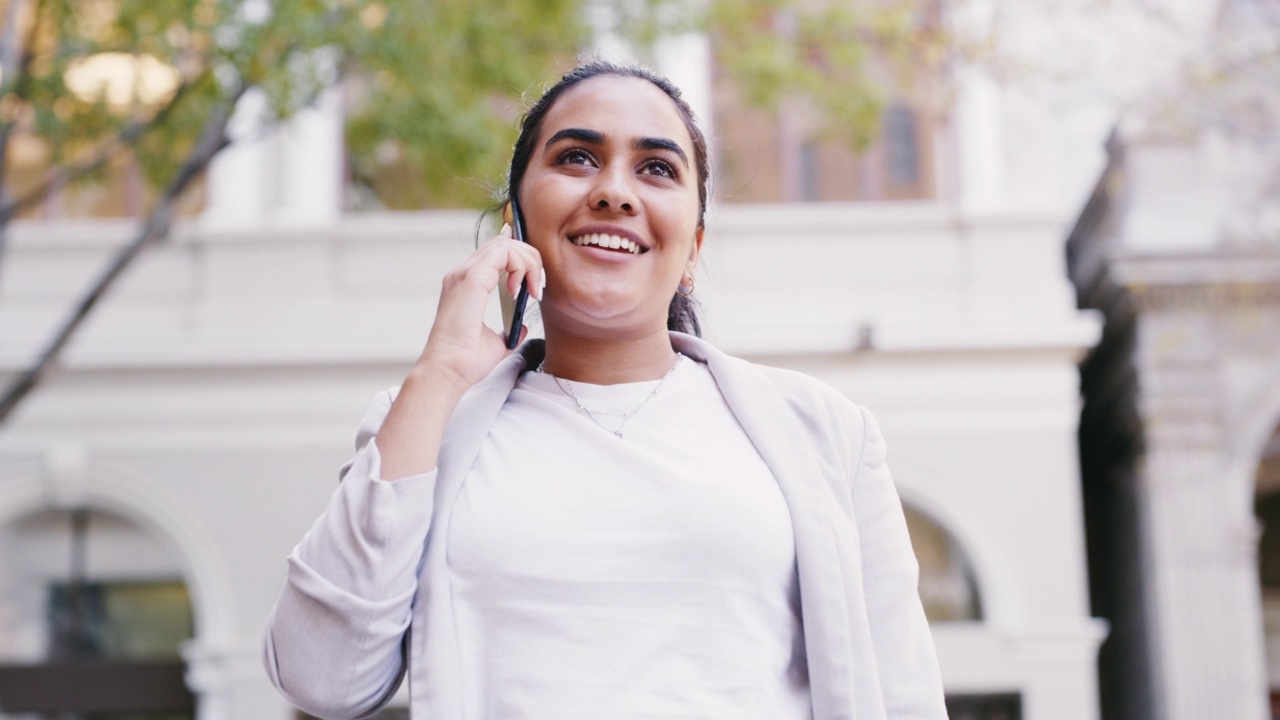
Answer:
[
  {"left": 544, "top": 128, "right": 689, "bottom": 168},
  {"left": 634, "top": 137, "right": 689, "bottom": 168},
  {"left": 545, "top": 128, "right": 604, "bottom": 149}
]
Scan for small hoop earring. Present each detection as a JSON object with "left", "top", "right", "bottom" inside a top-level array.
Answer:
[{"left": 677, "top": 276, "right": 696, "bottom": 298}]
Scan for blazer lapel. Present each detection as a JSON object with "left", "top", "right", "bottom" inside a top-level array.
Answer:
[
  {"left": 435, "top": 341, "right": 543, "bottom": 486},
  {"left": 675, "top": 334, "right": 855, "bottom": 720},
  {"left": 418, "top": 343, "right": 543, "bottom": 718}
]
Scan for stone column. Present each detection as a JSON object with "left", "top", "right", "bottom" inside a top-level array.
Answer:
[
  {"left": 1136, "top": 304, "right": 1269, "bottom": 720},
  {"left": 186, "top": 637, "right": 294, "bottom": 720},
  {"left": 1141, "top": 438, "right": 1268, "bottom": 720},
  {"left": 1015, "top": 623, "right": 1109, "bottom": 720},
  {"left": 201, "top": 83, "right": 343, "bottom": 232}
]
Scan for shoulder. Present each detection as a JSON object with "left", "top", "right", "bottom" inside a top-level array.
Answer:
[
  {"left": 753, "top": 363, "right": 872, "bottom": 468},
  {"left": 758, "top": 364, "right": 859, "bottom": 414},
  {"left": 674, "top": 332, "right": 871, "bottom": 457}
]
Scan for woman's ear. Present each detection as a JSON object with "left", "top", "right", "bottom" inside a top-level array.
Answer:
[
  {"left": 688, "top": 227, "right": 704, "bottom": 264},
  {"left": 501, "top": 202, "right": 514, "bottom": 227}
]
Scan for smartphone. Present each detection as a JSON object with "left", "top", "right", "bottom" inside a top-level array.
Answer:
[{"left": 499, "top": 197, "right": 530, "bottom": 349}]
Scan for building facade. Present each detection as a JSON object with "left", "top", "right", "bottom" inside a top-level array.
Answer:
[
  {"left": 1070, "top": 131, "right": 1280, "bottom": 720},
  {"left": 0, "top": 15, "right": 1113, "bottom": 720}
]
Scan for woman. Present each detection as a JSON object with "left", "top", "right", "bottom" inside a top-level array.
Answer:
[{"left": 264, "top": 61, "right": 947, "bottom": 719}]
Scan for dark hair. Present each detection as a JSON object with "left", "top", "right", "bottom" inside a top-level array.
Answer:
[{"left": 503, "top": 60, "right": 708, "bottom": 337}]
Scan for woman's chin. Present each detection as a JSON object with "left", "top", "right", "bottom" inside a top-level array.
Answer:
[{"left": 540, "top": 299, "right": 665, "bottom": 340}]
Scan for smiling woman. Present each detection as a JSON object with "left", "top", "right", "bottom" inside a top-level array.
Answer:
[
  {"left": 263, "top": 61, "right": 947, "bottom": 720},
  {"left": 514, "top": 73, "right": 704, "bottom": 364}
]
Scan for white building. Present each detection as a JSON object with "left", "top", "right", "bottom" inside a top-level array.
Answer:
[{"left": 0, "top": 7, "right": 1162, "bottom": 719}]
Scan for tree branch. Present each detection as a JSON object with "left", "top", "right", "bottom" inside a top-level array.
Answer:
[
  {"left": 0, "top": 80, "right": 194, "bottom": 226},
  {"left": 0, "top": 0, "right": 48, "bottom": 177},
  {"left": 0, "top": 0, "right": 42, "bottom": 278},
  {"left": 0, "top": 86, "right": 244, "bottom": 425}
]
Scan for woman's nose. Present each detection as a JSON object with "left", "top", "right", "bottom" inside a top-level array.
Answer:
[{"left": 588, "top": 167, "right": 637, "bottom": 213}]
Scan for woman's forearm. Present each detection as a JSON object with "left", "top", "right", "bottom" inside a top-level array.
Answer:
[
  {"left": 375, "top": 356, "right": 472, "bottom": 480},
  {"left": 265, "top": 388, "right": 440, "bottom": 718}
]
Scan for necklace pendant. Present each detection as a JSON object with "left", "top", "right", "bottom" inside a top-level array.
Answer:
[{"left": 549, "top": 355, "right": 683, "bottom": 442}]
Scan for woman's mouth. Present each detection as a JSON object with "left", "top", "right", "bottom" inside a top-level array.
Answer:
[{"left": 571, "top": 233, "right": 643, "bottom": 254}]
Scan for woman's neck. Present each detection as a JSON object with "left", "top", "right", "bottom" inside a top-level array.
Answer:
[{"left": 540, "top": 326, "right": 678, "bottom": 384}]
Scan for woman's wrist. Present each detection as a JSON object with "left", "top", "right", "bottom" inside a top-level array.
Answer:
[
  {"left": 404, "top": 354, "right": 474, "bottom": 404},
  {"left": 374, "top": 355, "right": 474, "bottom": 480}
]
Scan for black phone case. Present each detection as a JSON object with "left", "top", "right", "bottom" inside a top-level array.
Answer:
[{"left": 504, "top": 197, "right": 530, "bottom": 349}]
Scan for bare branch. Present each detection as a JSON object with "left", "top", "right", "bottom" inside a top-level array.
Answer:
[
  {"left": 0, "top": 0, "right": 40, "bottom": 276},
  {"left": 0, "top": 84, "right": 245, "bottom": 425},
  {"left": 0, "top": 0, "right": 46, "bottom": 158},
  {"left": 0, "top": 0, "right": 28, "bottom": 87}
]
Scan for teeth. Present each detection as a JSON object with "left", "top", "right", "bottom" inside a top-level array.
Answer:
[{"left": 572, "top": 233, "right": 641, "bottom": 254}]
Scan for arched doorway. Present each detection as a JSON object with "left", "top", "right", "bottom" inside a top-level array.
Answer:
[
  {"left": 1256, "top": 423, "right": 1280, "bottom": 719},
  {"left": 905, "top": 505, "right": 984, "bottom": 623},
  {"left": 903, "top": 505, "right": 1022, "bottom": 719},
  {"left": 0, "top": 507, "right": 196, "bottom": 718}
]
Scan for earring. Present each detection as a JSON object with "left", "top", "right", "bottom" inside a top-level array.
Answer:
[{"left": 677, "top": 275, "right": 696, "bottom": 298}]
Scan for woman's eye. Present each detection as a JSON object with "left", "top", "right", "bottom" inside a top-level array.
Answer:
[
  {"left": 560, "top": 149, "right": 594, "bottom": 166},
  {"left": 642, "top": 159, "right": 677, "bottom": 179}
]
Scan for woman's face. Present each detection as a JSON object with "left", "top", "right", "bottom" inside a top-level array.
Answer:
[{"left": 518, "top": 75, "right": 703, "bottom": 340}]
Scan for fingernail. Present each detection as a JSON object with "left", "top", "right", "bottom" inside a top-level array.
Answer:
[
  {"left": 538, "top": 273, "right": 546, "bottom": 300},
  {"left": 501, "top": 223, "right": 512, "bottom": 237}
]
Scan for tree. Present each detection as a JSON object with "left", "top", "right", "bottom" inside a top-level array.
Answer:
[
  {"left": 0, "top": 0, "right": 955, "bottom": 423},
  {"left": 1166, "top": 0, "right": 1280, "bottom": 241}
]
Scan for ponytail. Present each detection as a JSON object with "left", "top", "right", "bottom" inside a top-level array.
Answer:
[{"left": 667, "top": 293, "right": 702, "bottom": 337}]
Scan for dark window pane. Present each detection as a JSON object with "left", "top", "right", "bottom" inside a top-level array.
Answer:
[
  {"left": 884, "top": 104, "right": 921, "bottom": 187},
  {"left": 48, "top": 581, "right": 193, "bottom": 660},
  {"left": 946, "top": 692, "right": 1022, "bottom": 720},
  {"left": 799, "top": 140, "right": 820, "bottom": 202}
]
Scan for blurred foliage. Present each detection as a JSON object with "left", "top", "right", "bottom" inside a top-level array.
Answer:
[
  {"left": 339, "top": 0, "right": 588, "bottom": 208},
  {"left": 619, "top": 0, "right": 952, "bottom": 149},
  {"left": 0, "top": 0, "right": 955, "bottom": 213}
]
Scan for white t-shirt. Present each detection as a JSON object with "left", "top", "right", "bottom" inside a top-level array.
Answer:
[{"left": 448, "top": 357, "right": 812, "bottom": 719}]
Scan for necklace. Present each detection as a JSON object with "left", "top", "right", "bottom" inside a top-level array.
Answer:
[{"left": 537, "top": 353, "right": 683, "bottom": 438}]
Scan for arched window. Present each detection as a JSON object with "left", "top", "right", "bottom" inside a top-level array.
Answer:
[
  {"left": 0, "top": 508, "right": 195, "bottom": 717},
  {"left": 904, "top": 505, "right": 983, "bottom": 622}
]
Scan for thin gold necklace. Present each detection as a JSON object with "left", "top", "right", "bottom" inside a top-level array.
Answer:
[{"left": 538, "top": 353, "right": 683, "bottom": 439}]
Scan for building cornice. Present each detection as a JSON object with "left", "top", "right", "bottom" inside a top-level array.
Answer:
[{"left": 1111, "top": 250, "right": 1280, "bottom": 311}]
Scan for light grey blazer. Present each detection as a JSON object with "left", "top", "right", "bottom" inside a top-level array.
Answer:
[{"left": 264, "top": 333, "right": 947, "bottom": 719}]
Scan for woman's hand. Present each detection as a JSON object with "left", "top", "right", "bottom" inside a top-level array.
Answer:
[
  {"left": 418, "top": 224, "right": 544, "bottom": 388},
  {"left": 374, "top": 224, "right": 543, "bottom": 480}
]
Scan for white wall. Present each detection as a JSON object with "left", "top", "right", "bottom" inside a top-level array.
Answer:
[{"left": 0, "top": 192, "right": 1101, "bottom": 718}]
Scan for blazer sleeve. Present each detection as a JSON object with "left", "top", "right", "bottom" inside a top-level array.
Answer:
[
  {"left": 263, "top": 388, "right": 437, "bottom": 719},
  {"left": 851, "top": 406, "right": 949, "bottom": 719}
]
